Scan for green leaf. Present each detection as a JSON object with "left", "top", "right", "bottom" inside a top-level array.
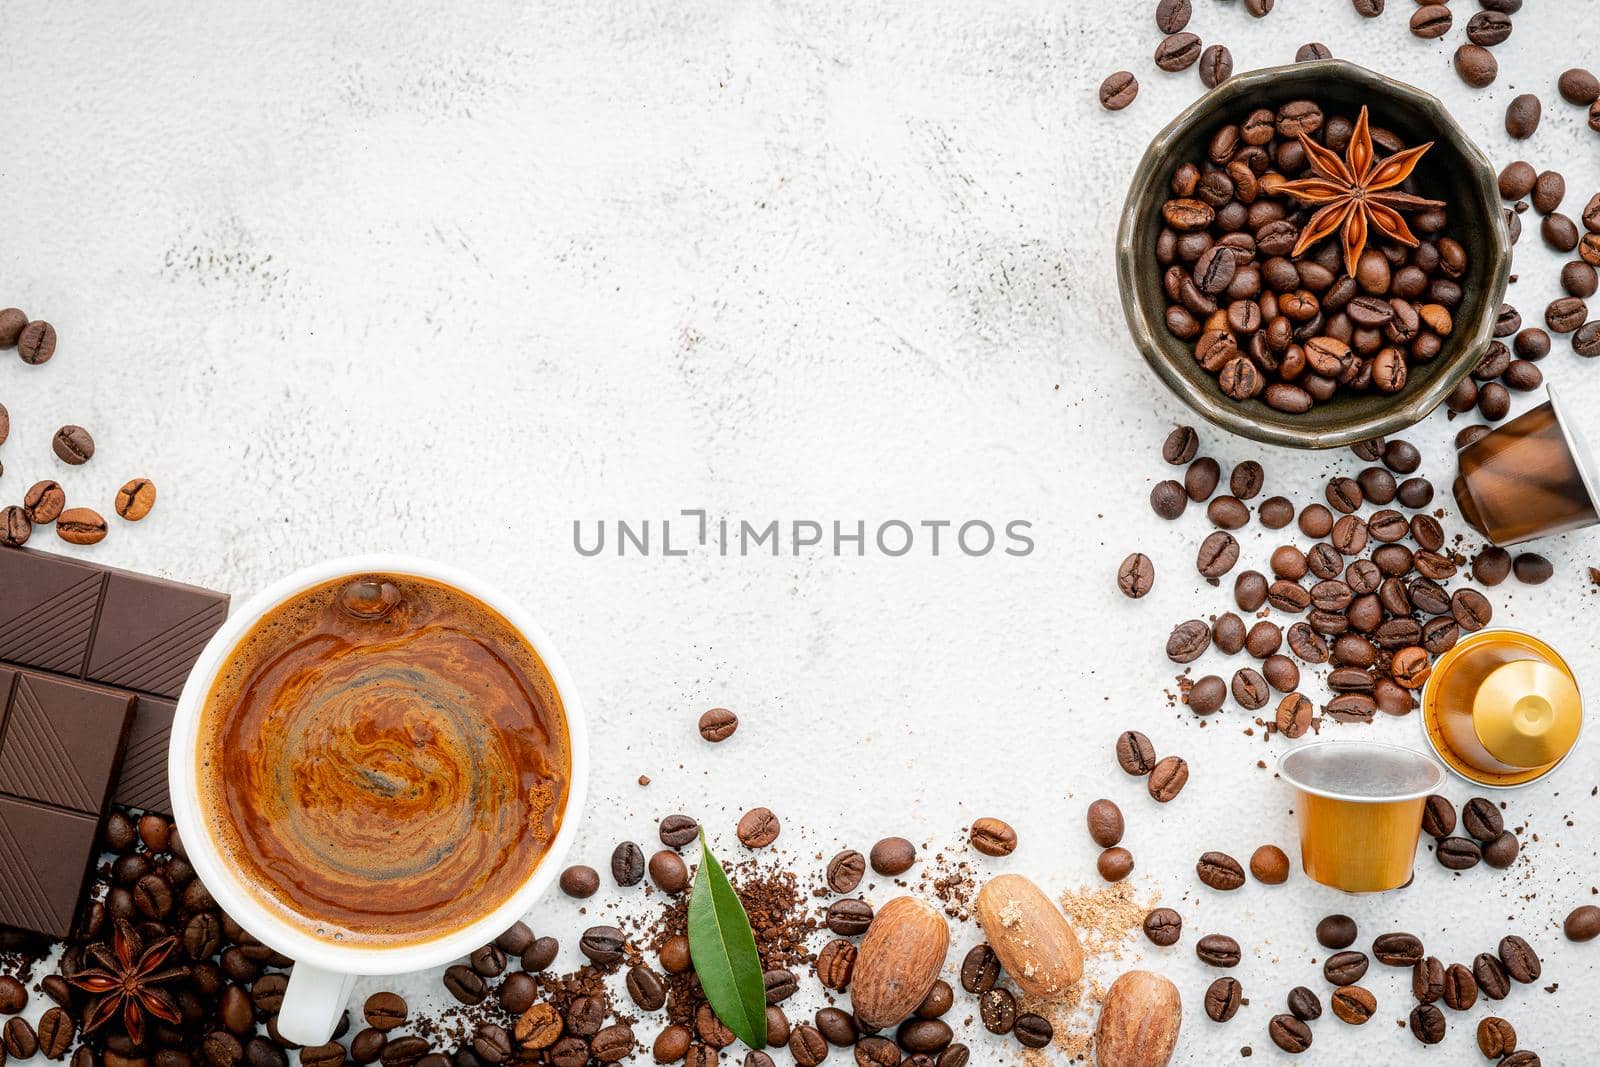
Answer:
[{"left": 686, "top": 830, "right": 767, "bottom": 1050}]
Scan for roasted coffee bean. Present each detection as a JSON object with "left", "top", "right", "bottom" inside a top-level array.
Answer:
[
  {"left": 23, "top": 480, "right": 65, "bottom": 524},
  {"left": 1197, "top": 851, "right": 1245, "bottom": 891},
  {"left": 815, "top": 1009, "right": 857, "bottom": 1047},
  {"left": 1451, "top": 588, "right": 1493, "bottom": 631},
  {"left": 2, "top": 1017, "right": 37, "bottom": 1059},
  {"left": 364, "top": 993, "right": 408, "bottom": 1031},
  {"left": 1316, "top": 915, "right": 1357, "bottom": 952},
  {"left": 1286, "top": 986, "right": 1321, "bottom": 1022},
  {"left": 0, "top": 976, "right": 24, "bottom": 1015},
  {"left": 826, "top": 849, "right": 866, "bottom": 893},
  {"left": 52, "top": 425, "right": 95, "bottom": 465},
  {"left": 1295, "top": 42, "right": 1332, "bottom": 61},
  {"left": 0, "top": 308, "right": 25, "bottom": 349},
  {"left": 621, "top": 964, "right": 666, "bottom": 1012},
  {"left": 1325, "top": 986, "right": 1373, "bottom": 1028},
  {"left": 659, "top": 814, "right": 700, "bottom": 847},
  {"left": 1566, "top": 904, "right": 1600, "bottom": 942},
  {"left": 1142, "top": 907, "right": 1182, "bottom": 947},
  {"left": 1098, "top": 71, "right": 1139, "bottom": 111},
  {"left": 788, "top": 1025, "right": 828, "bottom": 1067},
  {"left": 969, "top": 816, "right": 1017, "bottom": 857},
  {"left": 815, "top": 938, "right": 856, "bottom": 991},
  {"left": 444, "top": 964, "right": 488, "bottom": 1004},
  {"left": 853, "top": 1037, "right": 898, "bottom": 1066},
  {"left": 1097, "top": 847, "right": 1134, "bottom": 882},
  {"left": 204, "top": 1033, "right": 246, "bottom": 1067},
  {"left": 1268, "top": 579, "right": 1311, "bottom": 613},
  {"left": 1326, "top": 477, "right": 1362, "bottom": 514},
  {"left": 1212, "top": 614, "right": 1245, "bottom": 656},
  {"left": 1499, "top": 935, "right": 1540, "bottom": 983},
  {"left": 1422, "top": 795, "right": 1456, "bottom": 838},
  {"left": 1230, "top": 668, "right": 1268, "bottom": 710},
  {"left": 1275, "top": 693, "right": 1313, "bottom": 738},
  {"left": 1268, "top": 1014, "right": 1311, "bottom": 1053},
  {"left": 1262, "top": 654, "right": 1298, "bottom": 693},
  {"left": 1250, "top": 844, "right": 1289, "bottom": 885},
  {"left": 1235, "top": 570, "right": 1268, "bottom": 611},
  {"left": 350, "top": 1029, "right": 387, "bottom": 1064},
  {"left": 1115, "top": 731, "right": 1156, "bottom": 776},
  {"left": 737, "top": 807, "right": 781, "bottom": 848},
  {"left": 1409, "top": 1004, "right": 1445, "bottom": 1045},
  {"left": 472, "top": 1024, "right": 512, "bottom": 1066},
  {"left": 979, "top": 988, "right": 1016, "bottom": 1034},
  {"left": 959, "top": 943, "right": 1000, "bottom": 994},
  {"left": 18, "top": 320, "right": 56, "bottom": 364},
  {"left": 1207, "top": 495, "right": 1250, "bottom": 530},
  {"left": 610, "top": 841, "right": 645, "bottom": 886},
  {"left": 36, "top": 1007, "right": 71, "bottom": 1059},
  {"left": 1442, "top": 962, "right": 1477, "bottom": 1011},
  {"left": 1198, "top": 44, "right": 1233, "bottom": 89},
  {"left": 1117, "top": 552, "right": 1155, "bottom": 598},
  {"left": 1011, "top": 1015, "right": 1051, "bottom": 1050},
  {"left": 1270, "top": 545, "right": 1307, "bottom": 579},
  {"left": 522, "top": 935, "right": 559, "bottom": 972},
  {"left": 1299, "top": 503, "right": 1334, "bottom": 537},
  {"left": 827, "top": 898, "right": 873, "bottom": 936},
  {"left": 547, "top": 1040, "right": 589, "bottom": 1067},
  {"left": 870, "top": 836, "right": 916, "bottom": 875},
  {"left": 1162, "top": 426, "right": 1199, "bottom": 464},
  {"left": 57, "top": 507, "right": 108, "bottom": 545},
  {"left": 1166, "top": 619, "right": 1211, "bottom": 662},
  {"left": 112, "top": 478, "right": 158, "bottom": 522},
  {"left": 590, "top": 1026, "right": 633, "bottom": 1064},
  {"left": 1463, "top": 797, "right": 1504, "bottom": 841},
  {"left": 0, "top": 506, "right": 30, "bottom": 547},
  {"left": 1330, "top": 517, "right": 1367, "bottom": 556},
  {"left": 1410, "top": 3, "right": 1452, "bottom": 38},
  {"left": 299, "top": 1046, "right": 340, "bottom": 1067},
  {"left": 1506, "top": 93, "right": 1541, "bottom": 139},
  {"left": 1306, "top": 543, "right": 1342, "bottom": 580},
  {"left": 1286, "top": 623, "right": 1328, "bottom": 664},
  {"left": 1548, "top": 296, "right": 1587, "bottom": 333},
  {"left": 1477, "top": 1017, "right": 1518, "bottom": 1059},
  {"left": 1148, "top": 755, "right": 1188, "bottom": 802},
  {"left": 1324, "top": 950, "right": 1369, "bottom": 985},
  {"left": 650, "top": 849, "right": 690, "bottom": 893},
  {"left": 697, "top": 707, "right": 738, "bottom": 742},
  {"left": 1258, "top": 496, "right": 1294, "bottom": 529},
  {"left": 495, "top": 973, "right": 536, "bottom": 1015},
  {"left": 1154, "top": 0, "right": 1191, "bottom": 32},
  {"left": 1576, "top": 319, "right": 1600, "bottom": 356},
  {"left": 560, "top": 865, "right": 600, "bottom": 898},
  {"left": 1455, "top": 43, "right": 1498, "bottom": 87},
  {"left": 1155, "top": 32, "right": 1202, "bottom": 72},
  {"left": 1197, "top": 531, "right": 1239, "bottom": 578},
  {"left": 495, "top": 922, "right": 533, "bottom": 955},
  {"left": 579, "top": 926, "right": 626, "bottom": 966},
  {"left": 1412, "top": 956, "right": 1445, "bottom": 1003},
  {"left": 517, "top": 1005, "right": 565, "bottom": 1054},
  {"left": 1204, "top": 977, "right": 1242, "bottom": 1023},
  {"left": 1086, "top": 799, "right": 1124, "bottom": 848},
  {"left": 916, "top": 980, "right": 953, "bottom": 1021},
  {"left": 1436, "top": 836, "right": 1482, "bottom": 870},
  {"left": 1328, "top": 667, "right": 1375, "bottom": 692},
  {"left": 1513, "top": 552, "right": 1553, "bottom": 585},
  {"left": 1475, "top": 952, "right": 1511, "bottom": 1000}
]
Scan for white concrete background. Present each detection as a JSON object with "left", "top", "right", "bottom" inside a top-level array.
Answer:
[{"left": 4, "top": 0, "right": 1599, "bottom": 1062}]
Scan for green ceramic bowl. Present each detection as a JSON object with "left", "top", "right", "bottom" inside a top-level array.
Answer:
[{"left": 1116, "top": 60, "right": 1510, "bottom": 450}]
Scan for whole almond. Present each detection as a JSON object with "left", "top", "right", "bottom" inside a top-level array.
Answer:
[
  {"left": 974, "top": 873, "right": 1083, "bottom": 999},
  {"left": 849, "top": 896, "right": 950, "bottom": 1030},
  {"left": 1095, "top": 970, "right": 1182, "bottom": 1067}
]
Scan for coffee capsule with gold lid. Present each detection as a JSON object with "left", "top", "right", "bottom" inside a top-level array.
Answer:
[{"left": 1422, "top": 629, "right": 1582, "bottom": 787}]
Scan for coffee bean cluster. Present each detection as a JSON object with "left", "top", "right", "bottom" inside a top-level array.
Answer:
[
  {"left": 1137, "top": 426, "right": 1495, "bottom": 728},
  {"left": 1156, "top": 104, "right": 1466, "bottom": 412},
  {"left": 955, "top": 944, "right": 1051, "bottom": 1054},
  {"left": 1422, "top": 794, "right": 1522, "bottom": 872},
  {"left": 1495, "top": 170, "right": 1600, "bottom": 360},
  {"left": 0, "top": 305, "right": 156, "bottom": 548},
  {"left": 1097, "top": 0, "right": 1278, "bottom": 113}
]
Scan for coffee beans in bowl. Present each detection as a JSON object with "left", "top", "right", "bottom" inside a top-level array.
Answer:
[{"left": 1118, "top": 61, "right": 1509, "bottom": 449}]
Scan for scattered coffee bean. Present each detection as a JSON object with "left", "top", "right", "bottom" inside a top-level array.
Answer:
[
  {"left": 1097, "top": 847, "right": 1134, "bottom": 882},
  {"left": 1478, "top": 1016, "right": 1518, "bottom": 1058},
  {"left": 0, "top": 506, "right": 30, "bottom": 547},
  {"left": 1099, "top": 71, "right": 1138, "bottom": 111},
  {"left": 870, "top": 836, "right": 916, "bottom": 875},
  {"left": 1565, "top": 904, "right": 1600, "bottom": 941},
  {"left": 959, "top": 943, "right": 1000, "bottom": 995},
  {"left": 0, "top": 308, "right": 26, "bottom": 348},
  {"left": 1506, "top": 94, "right": 1541, "bottom": 138},
  {"left": 1463, "top": 796, "right": 1505, "bottom": 841},
  {"left": 364, "top": 993, "right": 408, "bottom": 1032},
  {"left": 825, "top": 849, "right": 866, "bottom": 893},
  {"left": 1151, "top": 479, "right": 1188, "bottom": 519},
  {"left": 1409, "top": 1004, "right": 1446, "bottom": 1045},
  {"left": 1269, "top": 1014, "right": 1312, "bottom": 1053},
  {"left": 1324, "top": 950, "right": 1369, "bottom": 985},
  {"left": 1155, "top": 32, "right": 1202, "bottom": 73},
  {"left": 1143, "top": 908, "right": 1182, "bottom": 947},
  {"left": 1286, "top": 986, "right": 1321, "bottom": 1022},
  {"left": 1086, "top": 799, "right": 1124, "bottom": 848},
  {"left": 659, "top": 814, "right": 699, "bottom": 847},
  {"left": 1475, "top": 951, "right": 1511, "bottom": 1000},
  {"left": 1117, "top": 552, "right": 1155, "bottom": 599},
  {"left": 1196, "top": 933, "right": 1241, "bottom": 968},
  {"left": 1148, "top": 755, "right": 1188, "bottom": 802},
  {"left": 697, "top": 707, "right": 738, "bottom": 742},
  {"left": 1198, "top": 45, "right": 1232, "bottom": 89},
  {"left": 1499, "top": 934, "right": 1541, "bottom": 982},
  {"left": 1455, "top": 44, "right": 1498, "bottom": 88},
  {"left": 18, "top": 320, "right": 56, "bottom": 364},
  {"left": 1513, "top": 552, "right": 1553, "bottom": 584},
  {"left": 611, "top": 841, "right": 645, "bottom": 886},
  {"left": 1249, "top": 844, "right": 1289, "bottom": 885},
  {"left": 114, "top": 478, "right": 157, "bottom": 521},
  {"left": 1115, "top": 730, "right": 1156, "bottom": 775},
  {"left": 1197, "top": 851, "right": 1245, "bottom": 891},
  {"left": 1437, "top": 836, "right": 1483, "bottom": 870},
  {"left": 1204, "top": 977, "right": 1242, "bottom": 1022},
  {"left": 52, "top": 425, "right": 95, "bottom": 465},
  {"left": 1330, "top": 985, "right": 1375, "bottom": 1025},
  {"left": 649, "top": 849, "right": 690, "bottom": 893},
  {"left": 736, "top": 807, "right": 781, "bottom": 848},
  {"left": 969, "top": 816, "right": 1016, "bottom": 857},
  {"left": 559, "top": 865, "right": 600, "bottom": 898},
  {"left": 1560, "top": 67, "right": 1600, "bottom": 105}
]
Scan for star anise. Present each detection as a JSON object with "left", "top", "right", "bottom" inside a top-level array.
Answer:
[
  {"left": 68, "top": 920, "right": 188, "bottom": 1045},
  {"left": 1268, "top": 106, "right": 1443, "bottom": 279}
]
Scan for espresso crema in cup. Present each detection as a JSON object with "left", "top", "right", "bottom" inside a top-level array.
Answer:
[{"left": 196, "top": 574, "right": 571, "bottom": 947}]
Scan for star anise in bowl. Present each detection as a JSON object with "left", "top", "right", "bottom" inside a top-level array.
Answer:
[{"left": 68, "top": 920, "right": 189, "bottom": 1045}]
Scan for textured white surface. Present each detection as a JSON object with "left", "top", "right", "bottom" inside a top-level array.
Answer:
[{"left": 4, "top": 1, "right": 1600, "bottom": 1063}]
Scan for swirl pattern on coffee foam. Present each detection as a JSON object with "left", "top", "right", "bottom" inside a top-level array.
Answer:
[{"left": 199, "top": 576, "right": 568, "bottom": 947}]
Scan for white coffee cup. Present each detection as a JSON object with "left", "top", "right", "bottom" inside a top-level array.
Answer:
[{"left": 169, "top": 555, "right": 589, "bottom": 1046}]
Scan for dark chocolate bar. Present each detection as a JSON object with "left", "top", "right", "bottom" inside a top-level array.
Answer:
[
  {"left": 0, "top": 667, "right": 135, "bottom": 937},
  {"left": 0, "top": 546, "right": 230, "bottom": 814}
]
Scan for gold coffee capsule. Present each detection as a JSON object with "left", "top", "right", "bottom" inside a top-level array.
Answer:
[
  {"left": 1454, "top": 386, "right": 1600, "bottom": 547},
  {"left": 1278, "top": 741, "right": 1445, "bottom": 894},
  {"left": 1422, "top": 629, "right": 1582, "bottom": 788}
]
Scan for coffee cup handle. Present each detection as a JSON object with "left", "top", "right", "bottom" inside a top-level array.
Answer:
[{"left": 276, "top": 962, "right": 357, "bottom": 1047}]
